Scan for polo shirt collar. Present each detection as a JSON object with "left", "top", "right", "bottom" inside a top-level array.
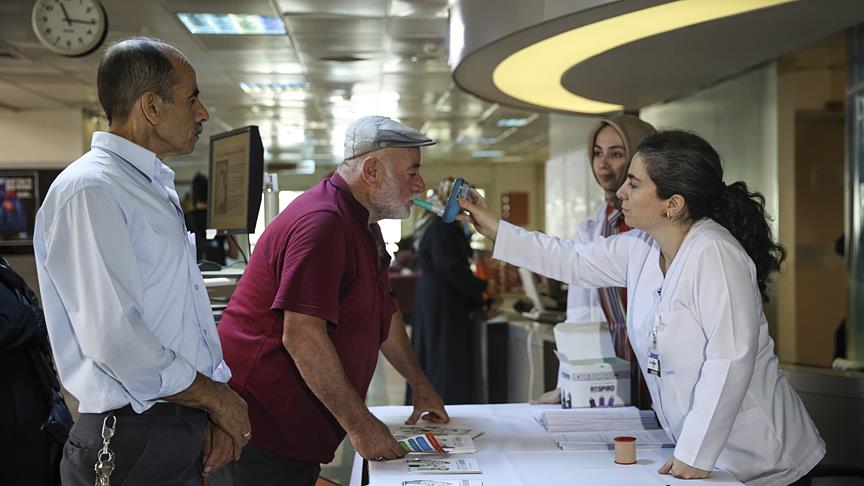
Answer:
[
  {"left": 91, "top": 131, "right": 162, "bottom": 182},
  {"left": 330, "top": 172, "right": 371, "bottom": 224}
]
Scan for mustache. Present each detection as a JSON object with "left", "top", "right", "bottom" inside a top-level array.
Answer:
[{"left": 195, "top": 124, "right": 204, "bottom": 136}]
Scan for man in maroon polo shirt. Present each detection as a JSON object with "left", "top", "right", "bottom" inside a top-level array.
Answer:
[{"left": 211, "top": 116, "right": 449, "bottom": 486}]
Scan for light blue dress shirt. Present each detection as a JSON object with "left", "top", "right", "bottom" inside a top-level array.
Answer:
[{"left": 34, "top": 132, "right": 230, "bottom": 414}]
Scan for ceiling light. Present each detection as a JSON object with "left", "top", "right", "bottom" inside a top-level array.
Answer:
[
  {"left": 239, "top": 81, "right": 308, "bottom": 94},
  {"left": 496, "top": 118, "right": 529, "bottom": 128},
  {"left": 471, "top": 150, "right": 504, "bottom": 158},
  {"left": 456, "top": 137, "right": 497, "bottom": 146},
  {"left": 177, "top": 13, "right": 286, "bottom": 35},
  {"left": 492, "top": 0, "right": 794, "bottom": 113}
]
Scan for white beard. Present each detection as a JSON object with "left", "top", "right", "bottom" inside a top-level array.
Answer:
[{"left": 370, "top": 177, "right": 410, "bottom": 221}]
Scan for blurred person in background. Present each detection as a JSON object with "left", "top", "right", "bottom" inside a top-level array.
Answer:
[
  {"left": 0, "top": 256, "right": 72, "bottom": 486},
  {"left": 408, "top": 178, "right": 490, "bottom": 405}
]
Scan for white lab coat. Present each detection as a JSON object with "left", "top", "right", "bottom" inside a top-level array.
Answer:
[
  {"left": 494, "top": 218, "right": 825, "bottom": 486},
  {"left": 565, "top": 204, "right": 606, "bottom": 323}
]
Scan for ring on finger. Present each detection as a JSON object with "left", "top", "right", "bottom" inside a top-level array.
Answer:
[{"left": 374, "top": 456, "right": 384, "bottom": 461}]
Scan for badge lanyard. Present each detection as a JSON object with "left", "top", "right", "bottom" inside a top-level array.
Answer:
[
  {"left": 647, "top": 313, "right": 661, "bottom": 377},
  {"left": 646, "top": 287, "right": 662, "bottom": 377}
]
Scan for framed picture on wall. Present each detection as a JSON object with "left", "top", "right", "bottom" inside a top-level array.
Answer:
[
  {"left": 0, "top": 169, "right": 62, "bottom": 254},
  {"left": 0, "top": 171, "right": 39, "bottom": 246}
]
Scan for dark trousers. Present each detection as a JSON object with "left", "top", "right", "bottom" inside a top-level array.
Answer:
[
  {"left": 60, "top": 408, "right": 207, "bottom": 486},
  {"left": 208, "top": 443, "right": 320, "bottom": 486}
]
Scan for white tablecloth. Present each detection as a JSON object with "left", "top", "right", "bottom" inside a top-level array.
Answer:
[{"left": 349, "top": 403, "right": 745, "bottom": 486}]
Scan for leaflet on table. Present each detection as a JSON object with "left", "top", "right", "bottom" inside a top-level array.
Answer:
[
  {"left": 554, "top": 429, "right": 675, "bottom": 451},
  {"left": 392, "top": 424, "right": 483, "bottom": 439},
  {"left": 401, "top": 480, "right": 483, "bottom": 486},
  {"left": 406, "top": 458, "right": 482, "bottom": 474},
  {"left": 398, "top": 433, "right": 477, "bottom": 454},
  {"left": 436, "top": 435, "right": 476, "bottom": 453}
]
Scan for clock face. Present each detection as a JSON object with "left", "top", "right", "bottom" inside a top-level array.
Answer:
[{"left": 31, "top": 0, "right": 108, "bottom": 57}]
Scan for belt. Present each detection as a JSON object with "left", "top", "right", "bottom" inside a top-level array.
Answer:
[{"left": 110, "top": 403, "right": 204, "bottom": 417}]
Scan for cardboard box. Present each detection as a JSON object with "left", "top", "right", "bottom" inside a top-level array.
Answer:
[
  {"left": 555, "top": 352, "right": 631, "bottom": 408},
  {"left": 553, "top": 322, "right": 631, "bottom": 408}
]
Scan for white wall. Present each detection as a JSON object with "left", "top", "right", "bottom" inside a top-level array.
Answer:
[
  {"left": 0, "top": 109, "right": 85, "bottom": 167},
  {"left": 640, "top": 64, "right": 779, "bottom": 235}
]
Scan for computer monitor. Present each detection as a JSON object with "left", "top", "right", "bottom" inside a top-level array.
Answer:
[
  {"left": 518, "top": 267, "right": 546, "bottom": 311},
  {"left": 207, "top": 126, "right": 264, "bottom": 234},
  {"left": 518, "top": 267, "right": 567, "bottom": 324},
  {"left": 0, "top": 170, "right": 39, "bottom": 246}
]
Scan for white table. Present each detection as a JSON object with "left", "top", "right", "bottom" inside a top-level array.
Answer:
[{"left": 349, "top": 404, "right": 744, "bottom": 486}]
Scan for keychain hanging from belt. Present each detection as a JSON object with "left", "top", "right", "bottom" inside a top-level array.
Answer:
[{"left": 94, "top": 415, "right": 117, "bottom": 486}]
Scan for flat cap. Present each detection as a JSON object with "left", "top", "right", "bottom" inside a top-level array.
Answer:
[{"left": 344, "top": 115, "right": 435, "bottom": 160}]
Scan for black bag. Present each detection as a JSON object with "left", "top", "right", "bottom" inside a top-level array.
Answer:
[
  {"left": 41, "top": 391, "right": 74, "bottom": 444},
  {"left": 0, "top": 258, "right": 73, "bottom": 447}
]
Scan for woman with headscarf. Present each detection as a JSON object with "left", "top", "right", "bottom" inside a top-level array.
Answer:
[
  {"left": 537, "top": 114, "right": 656, "bottom": 409},
  {"left": 408, "top": 178, "right": 488, "bottom": 405}
]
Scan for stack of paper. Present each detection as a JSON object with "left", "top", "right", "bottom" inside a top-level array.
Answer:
[
  {"left": 406, "top": 458, "right": 482, "bottom": 474},
  {"left": 554, "top": 429, "right": 675, "bottom": 450},
  {"left": 536, "top": 406, "right": 660, "bottom": 432},
  {"left": 392, "top": 424, "right": 483, "bottom": 440}
]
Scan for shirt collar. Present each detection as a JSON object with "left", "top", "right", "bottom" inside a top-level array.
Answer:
[
  {"left": 91, "top": 131, "right": 162, "bottom": 181},
  {"left": 329, "top": 172, "right": 371, "bottom": 224}
]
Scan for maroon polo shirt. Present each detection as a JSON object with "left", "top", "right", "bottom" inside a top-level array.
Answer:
[{"left": 217, "top": 173, "right": 397, "bottom": 463}]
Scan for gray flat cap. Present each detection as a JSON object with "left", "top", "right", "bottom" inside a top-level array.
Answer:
[{"left": 344, "top": 116, "right": 435, "bottom": 160}]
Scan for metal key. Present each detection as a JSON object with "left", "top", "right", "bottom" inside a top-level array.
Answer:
[{"left": 94, "top": 415, "right": 117, "bottom": 486}]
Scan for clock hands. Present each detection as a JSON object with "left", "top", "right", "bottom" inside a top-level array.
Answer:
[
  {"left": 59, "top": 3, "right": 72, "bottom": 27},
  {"left": 68, "top": 18, "right": 97, "bottom": 25}
]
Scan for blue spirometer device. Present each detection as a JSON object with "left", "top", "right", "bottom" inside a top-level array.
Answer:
[{"left": 441, "top": 177, "right": 469, "bottom": 223}]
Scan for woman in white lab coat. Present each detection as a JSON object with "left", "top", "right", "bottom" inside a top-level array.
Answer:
[{"left": 460, "top": 131, "right": 825, "bottom": 485}]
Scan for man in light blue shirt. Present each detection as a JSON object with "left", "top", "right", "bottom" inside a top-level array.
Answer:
[{"left": 34, "top": 37, "right": 250, "bottom": 485}]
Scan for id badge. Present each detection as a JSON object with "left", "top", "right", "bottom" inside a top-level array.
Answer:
[{"left": 647, "top": 351, "right": 661, "bottom": 377}]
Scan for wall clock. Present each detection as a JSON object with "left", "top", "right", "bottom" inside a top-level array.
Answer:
[{"left": 31, "top": 0, "right": 108, "bottom": 57}]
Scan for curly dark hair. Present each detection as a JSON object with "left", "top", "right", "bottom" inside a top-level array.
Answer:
[{"left": 635, "top": 130, "right": 786, "bottom": 302}]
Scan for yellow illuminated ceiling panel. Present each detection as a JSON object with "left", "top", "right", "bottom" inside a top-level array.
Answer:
[{"left": 492, "top": 0, "right": 794, "bottom": 113}]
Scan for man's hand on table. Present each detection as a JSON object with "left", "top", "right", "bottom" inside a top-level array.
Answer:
[
  {"left": 405, "top": 383, "right": 449, "bottom": 425},
  {"left": 658, "top": 455, "right": 710, "bottom": 480},
  {"left": 349, "top": 414, "right": 405, "bottom": 461}
]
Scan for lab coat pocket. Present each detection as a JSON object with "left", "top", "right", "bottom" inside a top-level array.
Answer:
[{"left": 656, "top": 308, "right": 706, "bottom": 431}]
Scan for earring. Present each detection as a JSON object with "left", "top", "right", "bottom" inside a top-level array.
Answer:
[{"left": 666, "top": 213, "right": 672, "bottom": 220}]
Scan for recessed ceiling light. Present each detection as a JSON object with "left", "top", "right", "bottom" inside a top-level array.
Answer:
[
  {"left": 239, "top": 81, "right": 308, "bottom": 94},
  {"left": 471, "top": 150, "right": 504, "bottom": 158},
  {"left": 496, "top": 118, "right": 529, "bottom": 128},
  {"left": 456, "top": 137, "right": 497, "bottom": 146},
  {"left": 177, "top": 13, "right": 286, "bottom": 35},
  {"left": 492, "top": 0, "right": 793, "bottom": 113}
]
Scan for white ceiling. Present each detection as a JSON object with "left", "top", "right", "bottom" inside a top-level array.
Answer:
[{"left": 0, "top": 0, "right": 549, "bottom": 172}]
